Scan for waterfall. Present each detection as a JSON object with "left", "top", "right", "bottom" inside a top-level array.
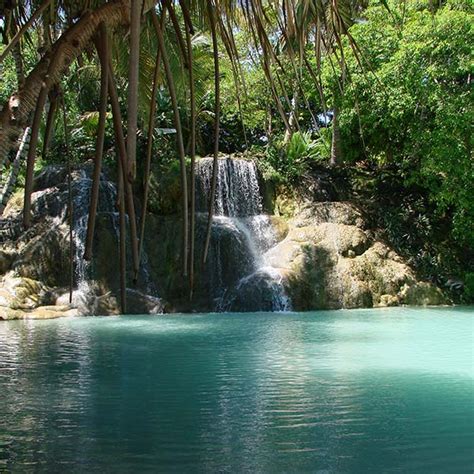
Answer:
[
  {"left": 196, "top": 157, "right": 262, "bottom": 216},
  {"left": 30, "top": 165, "right": 158, "bottom": 312},
  {"left": 70, "top": 170, "right": 158, "bottom": 300},
  {"left": 196, "top": 157, "right": 291, "bottom": 312}
]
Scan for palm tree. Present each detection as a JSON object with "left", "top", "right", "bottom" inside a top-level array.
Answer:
[{"left": 0, "top": 0, "right": 359, "bottom": 307}]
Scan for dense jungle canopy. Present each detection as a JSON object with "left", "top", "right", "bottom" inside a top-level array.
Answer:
[{"left": 0, "top": 0, "right": 473, "bottom": 307}]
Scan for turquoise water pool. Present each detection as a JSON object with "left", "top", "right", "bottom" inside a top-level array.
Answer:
[{"left": 0, "top": 307, "right": 473, "bottom": 472}]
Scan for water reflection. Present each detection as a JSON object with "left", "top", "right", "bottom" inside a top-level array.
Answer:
[{"left": 0, "top": 307, "right": 473, "bottom": 471}]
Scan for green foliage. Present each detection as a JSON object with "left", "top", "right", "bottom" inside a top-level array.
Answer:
[
  {"left": 464, "top": 273, "right": 474, "bottom": 302},
  {"left": 263, "top": 131, "right": 330, "bottom": 182},
  {"left": 331, "top": 0, "right": 473, "bottom": 246}
]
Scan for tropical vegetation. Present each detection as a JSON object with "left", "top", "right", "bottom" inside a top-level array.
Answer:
[{"left": 0, "top": 0, "right": 472, "bottom": 305}]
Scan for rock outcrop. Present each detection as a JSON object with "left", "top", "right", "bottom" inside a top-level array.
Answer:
[
  {"left": 265, "top": 202, "right": 447, "bottom": 309},
  {"left": 0, "top": 162, "right": 448, "bottom": 319},
  {"left": 0, "top": 165, "right": 164, "bottom": 319}
]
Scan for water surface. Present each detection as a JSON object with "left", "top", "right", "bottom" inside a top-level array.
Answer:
[{"left": 0, "top": 307, "right": 473, "bottom": 472}]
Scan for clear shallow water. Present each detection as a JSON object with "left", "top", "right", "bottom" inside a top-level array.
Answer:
[{"left": 0, "top": 307, "right": 473, "bottom": 473}]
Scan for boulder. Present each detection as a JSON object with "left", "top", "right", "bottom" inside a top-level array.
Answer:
[{"left": 267, "top": 201, "right": 447, "bottom": 310}]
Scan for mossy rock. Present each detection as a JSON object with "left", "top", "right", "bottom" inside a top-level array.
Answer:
[{"left": 398, "top": 282, "right": 448, "bottom": 306}]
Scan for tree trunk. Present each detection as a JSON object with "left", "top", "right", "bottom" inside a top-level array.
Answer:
[
  {"left": 152, "top": 10, "right": 189, "bottom": 277},
  {"left": 138, "top": 33, "right": 162, "bottom": 268},
  {"left": 126, "top": 0, "right": 141, "bottom": 180},
  {"left": 118, "top": 159, "right": 127, "bottom": 314},
  {"left": 42, "top": 86, "right": 59, "bottom": 157},
  {"left": 12, "top": 42, "right": 25, "bottom": 88},
  {"left": 330, "top": 105, "right": 341, "bottom": 166},
  {"left": 202, "top": 1, "right": 221, "bottom": 265},
  {"left": 23, "top": 84, "right": 48, "bottom": 228},
  {"left": 179, "top": 0, "right": 197, "bottom": 296},
  {"left": 283, "top": 87, "right": 298, "bottom": 144},
  {"left": 0, "top": 127, "right": 30, "bottom": 215},
  {"left": 186, "top": 24, "right": 197, "bottom": 295},
  {"left": 84, "top": 23, "right": 109, "bottom": 261},
  {"left": 108, "top": 61, "right": 140, "bottom": 283},
  {"left": 164, "top": 0, "right": 188, "bottom": 68}
]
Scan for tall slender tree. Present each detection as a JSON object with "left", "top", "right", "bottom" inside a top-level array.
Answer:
[
  {"left": 152, "top": 8, "right": 189, "bottom": 277},
  {"left": 84, "top": 23, "right": 109, "bottom": 261},
  {"left": 202, "top": 0, "right": 220, "bottom": 265}
]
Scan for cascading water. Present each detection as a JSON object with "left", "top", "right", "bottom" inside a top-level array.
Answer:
[
  {"left": 196, "top": 157, "right": 291, "bottom": 312},
  {"left": 30, "top": 165, "right": 158, "bottom": 311}
]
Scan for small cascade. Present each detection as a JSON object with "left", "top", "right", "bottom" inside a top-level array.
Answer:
[
  {"left": 70, "top": 170, "right": 117, "bottom": 295},
  {"left": 30, "top": 165, "right": 159, "bottom": 312},
  {"left": 196, "top": 157, "right": 262, "bottom": 216},
  {"left": 195, "top": 157, "right": 291, "bottom": 312}
]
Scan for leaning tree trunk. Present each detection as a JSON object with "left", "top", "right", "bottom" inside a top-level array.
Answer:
[
  {"left": 118, "top": 160, "right": 127, "bottom": 314},
  {"left": 0, "top": 1, "right": 130, "bottom": 171},
  {"left": 182, "top": 6, "right": 197, "bottom": 297},
  {"left": 108, "top": 61, "right": 141, "bottom": 283},
  {"left": 138, "top": 34, "right": 162, "bottom": 267},
  {"left": 283, "top": 86, "right": 298, "bottom": 144},
  {"left": 42, "top": 86, "right": 60, "bottom": 157},
  {"left": 11, "top": 43, "right": 25, "bottom": 88},
  {"left": 23, "top": 83, "right": 49, "bottom": 228},
  {"left": 138, "top": 9, "right": 166, "bottom": 267}
]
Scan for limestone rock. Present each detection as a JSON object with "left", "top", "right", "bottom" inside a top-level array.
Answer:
[
  {"left": 0, "top": 305, "right": 78, "bottom": 320},
  {"left": 266, "top": 201, "right": 447, "bottom": 310},
  {"left": 398, "top": 282, "right": 447, "bottom": 306}
]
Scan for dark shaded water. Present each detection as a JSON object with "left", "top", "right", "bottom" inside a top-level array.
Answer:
[{"left": 0, "top": 307, "right": 473, "bottom": 473}]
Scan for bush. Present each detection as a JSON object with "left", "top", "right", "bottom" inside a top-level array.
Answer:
[
  {"left": 464, "top": 273, "right": 474, "bottom": 302},
  {"left": 263, "top": 131, "right": 330, "bottom": 182}
]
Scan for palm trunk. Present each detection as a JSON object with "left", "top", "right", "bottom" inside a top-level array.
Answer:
[
  {"left": 126, "top": 0, "right": 141, "bottom": 180},
  {"left": 186, "top": 24, "right": 197, "bottom": 295},
  {"left": 118, "top": 160, "right": 127, "bottom": 314},
  {"left": 138, "top": 10, "right": 164, "bottom": 266},
  {"left": 202, "top": 1, "right": 220, "bottom": 265},
  {"left": 179, "top": 0, "right": 197, "bottom": 296},
  {"left": 12, "top": 43, "right": 25, "bottom": 88},
  {"left": 0, "top": 127, "right": 30, "bottom": 214},
  {"left": 152, "top": 10, "right": 189, "bottom": 277},
  {"left": 164, "top": 0, "right": 188, "bottom": 68},
  {"left": 84, "top": 23, "right": 109, "bottom": 261},
  {"left": 23, "top": 84, "right": 48, "bottom": 228},
  {"left": 283, "top": 87, "right": 298, "bottom": 144},
  {"left": 330, "top": 105, "right": 341, "bottom": 166},
  {"left": 108, "top": 60, "right": 140, "bottom": 283},
  {"left": 42, "top": 87, "right": 59, "bottom": 157},
  {"left": 0, "top": 1, "right": 129, "bottom": 171}
]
